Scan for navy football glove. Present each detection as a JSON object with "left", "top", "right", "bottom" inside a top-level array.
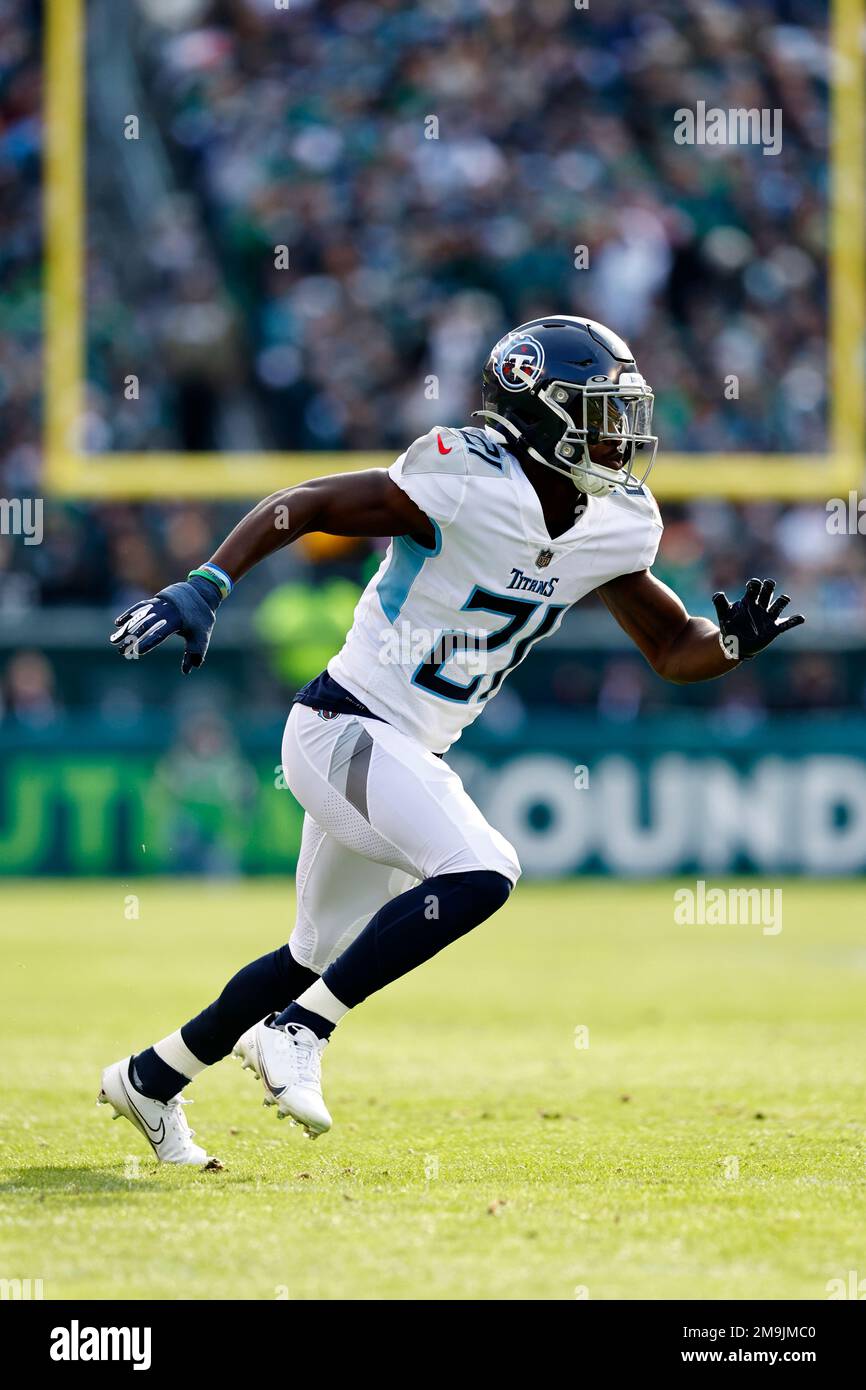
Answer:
[
  {"left": 712, "top": 577, "right": 804, "bottom": 661},
  {"left": 111, "top": 574, "right": 222, "bottom": 674}
]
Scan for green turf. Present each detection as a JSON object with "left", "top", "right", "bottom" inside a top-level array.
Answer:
[{"left": 1, "top": 878, "right": 864, "bottom": 1301}]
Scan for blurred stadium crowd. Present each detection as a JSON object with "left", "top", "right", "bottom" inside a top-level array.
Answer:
[{"left": 1, "top": 0, "right": 862, "bottom": 729}]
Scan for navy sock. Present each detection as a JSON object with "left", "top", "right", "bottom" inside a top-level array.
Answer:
[
  {"left": 274, "top": 870, "right": 512, "bottom": 1038},
  {"left": 273, "top": 1003, "right": 336, "bottom": 1039},
  {"left": 129, "top": 1051, "right": 186, "bottom": 1104},
  {"left": 130, "top": 945, "right": 318, "bottom": 1101}
]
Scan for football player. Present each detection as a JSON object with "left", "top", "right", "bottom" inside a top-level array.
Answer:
[{"left": 101, "top": 316, "right": 804, "bottom": 1164}]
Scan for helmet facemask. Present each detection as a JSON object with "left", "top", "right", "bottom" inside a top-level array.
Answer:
[{"left": 537, "top": 373, "right": 658, "bottom": 495}]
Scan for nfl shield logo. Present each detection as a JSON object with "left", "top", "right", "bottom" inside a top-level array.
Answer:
[{"left": 536, "top": 548, "right": 554, "bottom": 568}]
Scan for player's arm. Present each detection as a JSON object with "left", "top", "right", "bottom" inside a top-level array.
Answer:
[
  {"left": 110, "top": 470, "right": 434, "bottom": 671},
  {"left": 597, "top": 570, "right": 804, "bottom": 684},
  {"left": 210, "top": 469, "right": 434, "bottom": 580}
]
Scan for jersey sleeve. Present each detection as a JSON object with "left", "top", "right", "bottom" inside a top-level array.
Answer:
[{"left": 388, "top": 427, "right": 468, "bottom": 530}]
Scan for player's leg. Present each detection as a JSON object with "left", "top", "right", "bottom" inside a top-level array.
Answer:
[
  {"left": 233, "top": 812, "right": 417, "bottom": 1133},
  {"left": 250, "top": 703, "right": 519, "bottom": 1134},
  {"left": 98, "top": 933, "right": 318, "bottom": 1165},
  {"left": 284, "top": 705, "right": 521, "bottom": 1004},
  {"left": 98, "top": 810, "right": 409, "bottom": 1162},
  {"left": 98, "top": 813, "right": 323, "bottom": 1165},
  {"left": 280, "top": 811, "right": 419, "bottom": 979}
]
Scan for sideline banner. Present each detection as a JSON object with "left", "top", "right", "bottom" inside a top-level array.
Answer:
[{"left": 1, "top": 716, "right": 864, "bottom": 876}]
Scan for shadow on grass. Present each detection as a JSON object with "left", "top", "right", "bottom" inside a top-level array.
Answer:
[{"left": 0, "top": 1164, "right": 227, "bottom": 1197}]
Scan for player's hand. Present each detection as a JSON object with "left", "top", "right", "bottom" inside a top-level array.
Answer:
[
  {"left": 110, "top": 575, "right": 222, "bottom": 674},
  {"left": 712, "top": 577, "right": 804, "bottom": 661}
]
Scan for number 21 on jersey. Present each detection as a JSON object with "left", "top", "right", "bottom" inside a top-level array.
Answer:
[{"left": 412, "top": 585, "right": 568, "bottom": 703}]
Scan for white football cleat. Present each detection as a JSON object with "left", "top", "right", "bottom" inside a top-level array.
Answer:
[
  {"left": 242, "top": 1016, "right": 331, "bottom": 1138},
  {"left": 232, "top": 1025, "right": 260, "bottom": 1079},
  {"left": 97, "top": 1057, "right": 216, "bottom": 1166}
]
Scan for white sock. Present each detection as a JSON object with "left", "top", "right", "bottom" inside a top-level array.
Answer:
[
  {"left": 153, "top": 1029, "right": 208, "bottom": 1080},
  {"left": 295, "top": 978, "right": 350, "bottom": 1027}
]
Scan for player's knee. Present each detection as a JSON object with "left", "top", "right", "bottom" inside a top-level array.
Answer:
[{"left": 466, "top": 869, "right": 514, "bottom": 922}]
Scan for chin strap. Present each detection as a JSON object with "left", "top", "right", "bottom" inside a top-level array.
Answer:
[
  {"left": 471, "top": 409, "right": 559, "bottom": 471},
  {"left": 471, "top": 408, "right": 526, "bottom": 446}
]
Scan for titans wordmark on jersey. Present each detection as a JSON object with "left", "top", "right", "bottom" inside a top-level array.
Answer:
[{"left": 328, "top": 425, "right": 663, "bottom": 753}]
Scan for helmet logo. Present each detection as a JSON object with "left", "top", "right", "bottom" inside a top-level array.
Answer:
[{"left": 493, "top": 333, "right": 545, "bottom": 393}]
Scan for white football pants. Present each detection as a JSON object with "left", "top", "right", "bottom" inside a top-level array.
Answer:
[{"left": 281, "top": 702, "right": 521, "bottom": 973}]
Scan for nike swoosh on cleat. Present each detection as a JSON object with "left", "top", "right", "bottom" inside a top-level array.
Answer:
[
  {"left": 436, "top": 433, "right": 452, "bottom": 455},
  {"left": 119, "top": 1071, "right": 166, "bottom": 1146},
  {"left": 256, "top": 1045, "right": 286, "bottom": 1099}
]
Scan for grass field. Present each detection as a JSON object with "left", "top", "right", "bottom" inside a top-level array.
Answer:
[{"left": 1, "top": 877, "right": 865, "bottom": 1301}]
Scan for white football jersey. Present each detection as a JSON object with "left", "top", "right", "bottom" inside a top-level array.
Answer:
[{"left": 328, "top": 425, "right": 663, "bottom": 753}]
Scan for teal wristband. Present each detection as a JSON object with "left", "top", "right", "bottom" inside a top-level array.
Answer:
[{"left": 188, "top": 563, "right": 234, "bottom": 600}]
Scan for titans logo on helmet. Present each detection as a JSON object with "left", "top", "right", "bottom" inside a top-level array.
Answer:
[{"left": 492, "top": 332, "right": 545, "bottom": 393}]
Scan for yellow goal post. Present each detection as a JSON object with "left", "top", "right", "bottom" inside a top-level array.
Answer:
[{"left": 44, "top": 0, "right": 864, "bottom": 502}]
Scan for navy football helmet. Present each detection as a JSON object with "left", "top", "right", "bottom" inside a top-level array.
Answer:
[{"left": 475, "top": 315, "right": 658, "bottom": 495}]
